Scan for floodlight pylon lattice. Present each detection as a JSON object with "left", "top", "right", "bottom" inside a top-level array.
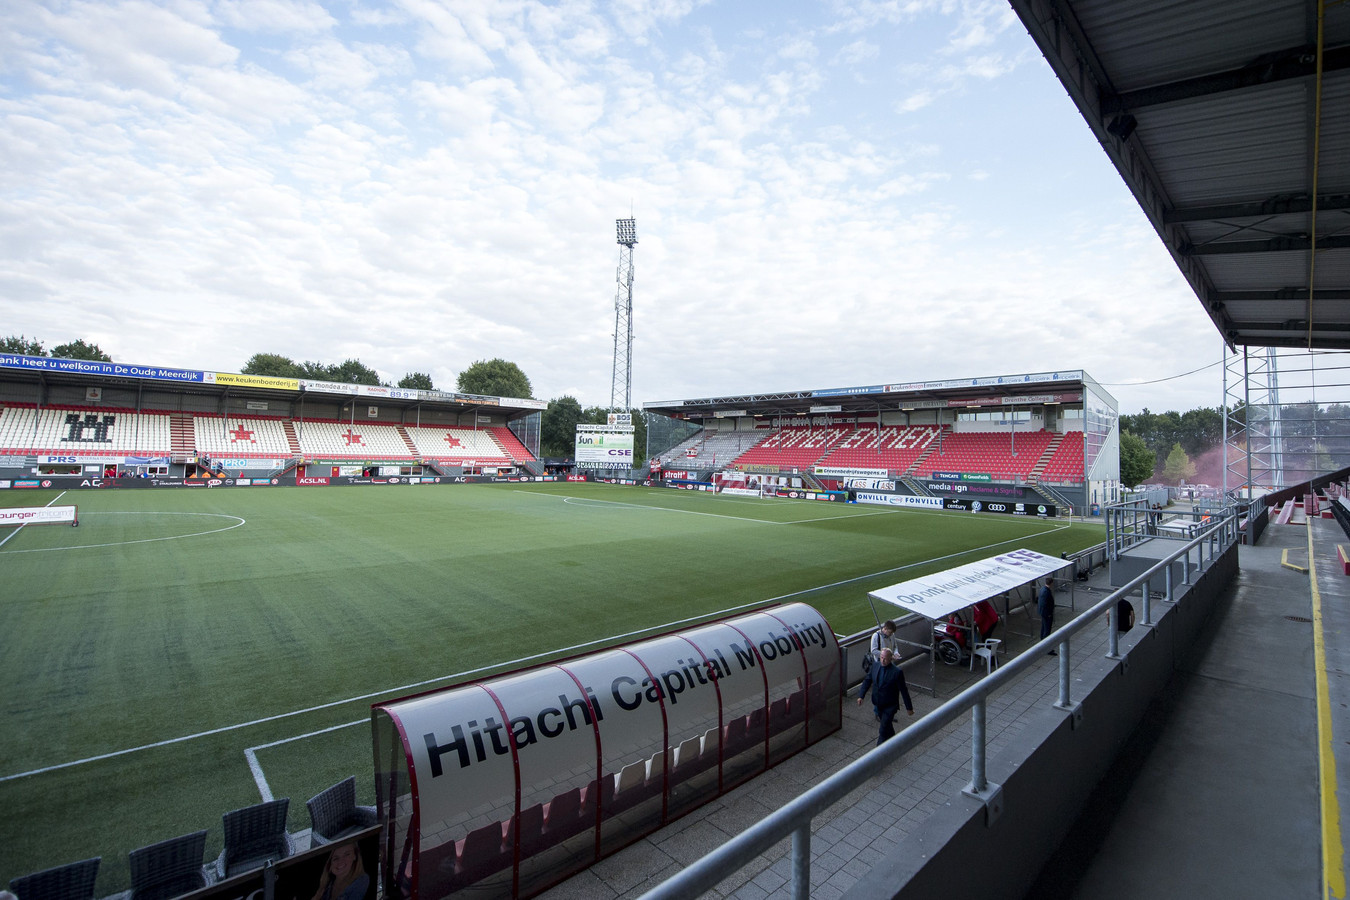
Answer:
[{"left": 611, "top": 218, "right": 637, "bottom": 412}]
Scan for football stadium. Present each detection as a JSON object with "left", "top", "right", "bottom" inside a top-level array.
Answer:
[
  {"left": 0, "top": 357, "right": 1110, "bottom": 894},
  {"left": 5, "top": 1, "right": 1350, "bottom": 900}
]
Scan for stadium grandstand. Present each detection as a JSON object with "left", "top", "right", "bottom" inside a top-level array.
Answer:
[
  {"left": 0, "top": 355, "right": 546, "bottom": 484},
  {"left": 644, "top": 369, "right": 1116, "bottom": 517}
]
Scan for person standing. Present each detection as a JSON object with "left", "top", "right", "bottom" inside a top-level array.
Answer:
[
  {"left": 856, "top": 647, "right": 914, "bottom": 745},
  {"left": 1038, "top": 576, "right": 1056, "bottom": 654},
  {"left": 869, "top": 619, "right": 900, "bottom": 663}
]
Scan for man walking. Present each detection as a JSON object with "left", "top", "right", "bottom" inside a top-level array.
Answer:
[
  {"left": 1038, "top": 576, "right": 1056, "bottom": 654},
  {"left": 856, "top": 647, "right": 914, "bottom": 745}
]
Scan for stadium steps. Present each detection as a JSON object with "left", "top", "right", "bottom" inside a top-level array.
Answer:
[
  {"left": 395, "top": 425, "right": 419, "bottom": 457},
  {"left": 282, "top": 420, "right": 302, "bottom": 456},
  {"left": 904, "top": 425, "right": 951, "bottom": 475},
  {"left": 170, "top": 412, "right": 196, "bottom": 462},
  {"left": 902, "top": 476, "right": 931, "bottom": 496},
  {"left": 1027, "top": 432, "right": 1065, "bottom": 483}
]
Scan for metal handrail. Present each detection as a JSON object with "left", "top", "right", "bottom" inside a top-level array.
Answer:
[{"left": 638, "top": 512, "right": 1239, "bottom": 900}]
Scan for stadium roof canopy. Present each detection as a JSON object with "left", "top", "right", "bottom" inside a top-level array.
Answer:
[
  {"left": 643, "top": 370, "right": 1104, "bottom": 419},
  {"left": 1008, "top": 0, "right": 1350, "bottom": 350},
  {"left": 0, "top": 354, "right": 546, "bottom": 419}
]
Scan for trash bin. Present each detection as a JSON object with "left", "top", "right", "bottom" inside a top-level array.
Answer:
[{"left": 1090, "top": 503, "right": 1101, "bottom": 516}]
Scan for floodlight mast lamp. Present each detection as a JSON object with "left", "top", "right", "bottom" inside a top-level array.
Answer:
[{"left": 611, "top": 218, "right": 637, "bottom": 412}]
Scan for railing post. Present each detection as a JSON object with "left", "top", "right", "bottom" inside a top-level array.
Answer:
[
  {"left": 971, "top": 698, "right": 987, "bottom": 794},
  {"left": 1058, "top": 640, "right": 1071, "bottom": 707},
  {"left": 1165, "top": 563, "right": 1174, "bottom": 602},
  {"left": 1108, "top": 606, "right": 1120, "bottom": 658},
  {"left": 792, "top": 825, "right": 810, "bottom": 900},
  {"left": 1183, "top": 549, "right": 1192, "bottom": 584},
  {"left": 1141, "top": 578, "right": 1152, "bottom": 626}
]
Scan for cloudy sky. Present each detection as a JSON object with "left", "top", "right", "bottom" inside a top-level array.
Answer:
[{"left": 1, "top": 0, "right": 1229, "bottom": 414}]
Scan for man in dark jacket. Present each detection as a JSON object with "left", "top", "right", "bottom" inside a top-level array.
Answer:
[
  {"left": 856, "top": 647, "right": 914, "bottom": 745},
  {"left": 1038, "top": 576, "right": 1056, "bottom": 654}
]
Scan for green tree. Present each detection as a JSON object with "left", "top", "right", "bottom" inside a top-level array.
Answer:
[
  {"left": 50, "top": 339, "right": 111, "bottom": 361},
  {"left": 1161, "top": 442, "right": 1197, "bottom": 484},
  {"left": 541, "top": 396, "right": 585, "bottom": 457},
  {"left": 0, "top": 335, "right": 45, "bottom": 355},
  {"left": 328, "top": 358, "right": 384, "bottom": 386},
  {"left": 1119, "top": 431, "right": 1155, "bottom": 487},
  {"left": 458, "top": 358, "right": 532, "bottom": 399},
  {"left": 399, "top": 372, "right": 435, "bottom": 390},
  {"left": 299, "top": 360, "right": 333, "bottom": 379},
  {"left": 241, "top": 353, "right": 303, "bottom": 378}
]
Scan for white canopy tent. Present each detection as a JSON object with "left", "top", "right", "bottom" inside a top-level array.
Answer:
[{"left": 867, "top": 549, "right": 1075, "bottom": 691}]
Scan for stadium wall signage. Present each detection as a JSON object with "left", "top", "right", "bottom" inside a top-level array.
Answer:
[
  {"left": 925, "top": 481, "right": 1036, "bottom": 499},
  {"left": 854, "top": 492, "right": 943, "bottom": 509},
  {"left": 930, "top": 472, "right": 993, "bottom": 482},
  {"left": 814, "top": 466, "right": 889, "bottom": 479},
  {"left": 0, "top": 353, "right": 203, "bottom": 382},
  {"left": 0, "top": 505, "right": 77, "bottom": 526},
  {"left": 942, "top": 498, "right": 1056, "bottom": 517}
]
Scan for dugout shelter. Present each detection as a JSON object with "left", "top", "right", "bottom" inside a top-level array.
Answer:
[{"left": 371, "top": 602, "right": 841, "bottom": 900}]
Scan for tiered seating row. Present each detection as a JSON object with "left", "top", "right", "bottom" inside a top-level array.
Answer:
[
  {"left": 1039, "top": 431, "right": 1085, "bottom": 482},
  {"left": 819, "top": 425, "right": 942, "bottom": 471},
  {"left": 0, "top": 406, "right": 537, "bottom": 465},
  {"left": 404, "top": 425, "right": 510, "bottom": 463},
  {"left": 732, "top": 426, "right": 852, "bottom": 469},
  {"left": 295, "top": 419, "right": 412, "bottom": 458},
  {"left": 0, "top": 406, "right": 172, "bottom": 454},
  {"left": 911, "top": 430, "right": 1055, "bottom": 480},
  {"left": 195, "top": 415, "right": 293, "bottom": 458}
]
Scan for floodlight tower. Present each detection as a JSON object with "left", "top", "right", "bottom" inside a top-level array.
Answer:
[{"left": 610, "top": 217, "right": 637, "bottom": 412}]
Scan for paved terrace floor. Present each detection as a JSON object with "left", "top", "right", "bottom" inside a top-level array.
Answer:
[{"left": 541, "top": 512, "right": 1339, "bottom": 899}]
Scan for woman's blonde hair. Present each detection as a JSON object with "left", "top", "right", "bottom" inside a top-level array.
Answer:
[{"left": 310, "top": 843, "right": 366, "bottom": 900}]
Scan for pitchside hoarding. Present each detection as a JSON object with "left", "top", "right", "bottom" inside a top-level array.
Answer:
[{"left": 0, "top": 505, "right": 78, "bottom": 526}]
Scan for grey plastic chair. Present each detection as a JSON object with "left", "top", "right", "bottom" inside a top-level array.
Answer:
[
  {"left": 306, "top": 776, "right": 378, "bottom": 848},
  {"left": 128, "top": 830, "right": 213, "bottom": 900},
  {"left": 214, "top": 799, "right": 295, "bottom": 880},
  {"left": 9, "top": 857, "right": 100, "bottom": 900}
]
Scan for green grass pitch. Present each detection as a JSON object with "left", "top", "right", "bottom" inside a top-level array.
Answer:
[{"left": 0, "top": 482, "right": 1104, "bottom": 889}]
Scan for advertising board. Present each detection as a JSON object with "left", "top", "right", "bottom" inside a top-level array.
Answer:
[{"left": 574, "top": 428, "right": 634, "bottom": 469}]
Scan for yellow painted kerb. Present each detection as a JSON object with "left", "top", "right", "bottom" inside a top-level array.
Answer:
[{"left": 1310, "top": 524, "right": 1347, "bottom": 899}]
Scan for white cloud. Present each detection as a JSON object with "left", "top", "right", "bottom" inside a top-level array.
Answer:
[{"left": 0, "top": 0, "right": 1230, "bottom": 414}]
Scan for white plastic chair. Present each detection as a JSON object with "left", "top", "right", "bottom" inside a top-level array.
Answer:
[{"left": 971, "top": 638, "right": 1001, "bottom": 674}]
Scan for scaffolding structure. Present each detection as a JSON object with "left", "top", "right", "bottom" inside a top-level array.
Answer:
[{"left": 1225, "top": 346, "right": 1350, "bottom": 499}]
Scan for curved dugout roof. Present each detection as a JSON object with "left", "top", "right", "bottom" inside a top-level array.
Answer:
[{"left": 1009, "top": 0, "right": 1350, "bottom": 350}]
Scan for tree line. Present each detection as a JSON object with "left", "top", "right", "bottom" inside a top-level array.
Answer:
[{"left": 1119, "top": 406, "right": 1226, "bottom": 487}]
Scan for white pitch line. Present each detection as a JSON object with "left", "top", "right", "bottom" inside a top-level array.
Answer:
[
  {"left": 0, "top": 490, "right": 68, "bottom": 550},
  {"left": 246, "top": 719, "right": 367, "bottom": 801},
  {"left": 0, "top": 512, "right": 246, "bottom": 554}
]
